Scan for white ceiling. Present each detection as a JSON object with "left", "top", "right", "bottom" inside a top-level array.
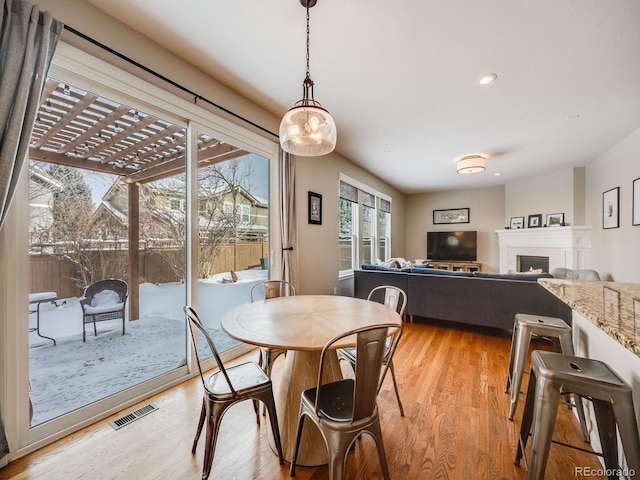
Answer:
[{"left": 85, "top": 0, "right": 640, "bottom": 194}]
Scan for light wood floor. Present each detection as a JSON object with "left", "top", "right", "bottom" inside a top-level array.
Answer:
[{"left": 0, "top": 319, "right": 606, "bottom": 480}]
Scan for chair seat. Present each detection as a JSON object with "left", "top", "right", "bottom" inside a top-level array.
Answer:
[
  {"left": 206, "top": 361, "right": 269, "bottom": 396},
  {"left": 302, "top": 379, "right": 355, "bottom": 422}
]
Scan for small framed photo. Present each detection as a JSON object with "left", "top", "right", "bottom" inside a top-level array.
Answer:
[
  {"left": 308, "top": 191, "right": 322, "bottom": 225},
  {"left": 633, "top": 178, "right": 640, "bottom": 226},
  {"left": 527, "top": 214, "right": 542, "bottom": 228},
  {"left": 603, "top": 187, "right": 620, "bottom": 229},
  {"left": 433, "top": 207, "right": 470, "bottom": 224},
  {"left": 546, "top": 213, "right": 564, "bottom": 227},
  {"left": 510, "top": 216, "right": 525, "bottom": 229}
]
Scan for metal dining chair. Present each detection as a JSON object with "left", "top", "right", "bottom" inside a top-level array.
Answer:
[
  {"left": 290, "top": 322, "right": 403, "bottom": 480},
  {"left": 250, "top": 280, "right": 296, "bottom": 413},
  {"left": 337, "top": 285, "right": 407, "bottom": 416},
  {"left": 184, "top": 305, "right": 283, "bottom": 479}
]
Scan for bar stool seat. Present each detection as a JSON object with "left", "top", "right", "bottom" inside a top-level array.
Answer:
[
  {"left": 515, "top": 351, "right": 640, "bottom": 480},
  {"left": 505, "top": 313, "right": 587, "bottom": 443}
]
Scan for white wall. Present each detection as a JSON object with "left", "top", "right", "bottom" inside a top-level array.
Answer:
[
  {"left": 586, "top": 127, "right": 640, "bottom": 282},
  {"left": 405, "top": 186, "right": 504, "bottom": 272}
]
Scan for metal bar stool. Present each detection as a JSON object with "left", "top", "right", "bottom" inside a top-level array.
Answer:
[
  {"left": 505, "top": 313, "right": 588, "bottom": 442},
  {"left": 515, "top": 351, "right": 640, "bottom": 480}
]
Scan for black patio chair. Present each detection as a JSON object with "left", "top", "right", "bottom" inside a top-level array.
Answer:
[{"left": 80, "top": 279, "right": 128, "bottom": 342}]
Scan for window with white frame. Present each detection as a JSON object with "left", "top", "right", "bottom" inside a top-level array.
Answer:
[{"left": 339, "top": 177, "right": 391, "bottom": 276}]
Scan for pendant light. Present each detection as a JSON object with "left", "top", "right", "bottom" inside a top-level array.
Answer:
[{"left": 279, "top": 0, "right": 337, "bottom": 156}]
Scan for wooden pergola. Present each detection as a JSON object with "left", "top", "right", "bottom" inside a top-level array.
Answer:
[{"left": 29, "top": 78, "right": 249, "bottom": 319}]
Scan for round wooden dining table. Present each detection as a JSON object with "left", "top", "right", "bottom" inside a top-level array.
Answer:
[{"left": 221, "top": 294, "right": 402, "bottom": 466}]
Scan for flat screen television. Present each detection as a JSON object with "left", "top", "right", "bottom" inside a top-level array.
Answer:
[{"left": 427, "top": 231, "right": 477, "bottom": 262}]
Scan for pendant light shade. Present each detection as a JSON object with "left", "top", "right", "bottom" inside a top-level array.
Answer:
[
  {"left": 280, "top": 0, "right": 336, "bottom": 156},
  {"left": 457, "top": 155, "right": 486, "bottom": 174}
]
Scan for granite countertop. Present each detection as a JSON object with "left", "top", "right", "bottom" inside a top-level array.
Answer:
[{"left": 538, "top": 278, "right": 640, "bottom": 356}]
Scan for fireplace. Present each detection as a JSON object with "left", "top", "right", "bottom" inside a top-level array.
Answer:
[
  {"left": 517, "top": 255, "right": 549, "bottom": 273},
  {"left": 495, "top": 226, "right": 591, "bottom": 274}
]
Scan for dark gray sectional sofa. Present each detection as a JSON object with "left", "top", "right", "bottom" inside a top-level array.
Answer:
[{"left": 354, "top": 266, "right": 571, "bottom": 331}]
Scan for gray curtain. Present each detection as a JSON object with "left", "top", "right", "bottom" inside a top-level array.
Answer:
[
  {"left": 279, "top": 146, "right": 298, "bottom": 288},
  {"left": 0, "top": 0, "right": 62, "bottom": 457},
  {"left": 0, "top": 0, "right": 62, "bottom": 230}
]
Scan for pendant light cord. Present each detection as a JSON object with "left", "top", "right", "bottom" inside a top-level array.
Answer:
[{"left": 305, "top": 3, "right": 311, "bottom": 79}]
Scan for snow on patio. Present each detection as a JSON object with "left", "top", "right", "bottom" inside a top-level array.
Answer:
[{"left": 28, "top": 269, "right": 268, "bottom": 426}]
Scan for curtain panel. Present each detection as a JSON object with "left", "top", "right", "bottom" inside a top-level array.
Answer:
[
  {"left": 0, "top": 0, "right": 62, "bottom": 457},
  {"left": 0, "top": 0, "right": 62, "bottom": 230},
  {"left": 279, "top": 147, "right": 297, "bottom": 289}
]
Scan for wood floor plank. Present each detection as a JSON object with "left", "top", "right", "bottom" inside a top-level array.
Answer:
[{"left": 0, "top": 319, "right": 607, "bottom": 479}]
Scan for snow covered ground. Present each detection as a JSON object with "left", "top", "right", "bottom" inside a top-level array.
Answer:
[{"left": 28, "top": 269, "right": 268, "bottom": 426}]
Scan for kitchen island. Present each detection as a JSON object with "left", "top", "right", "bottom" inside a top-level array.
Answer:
[{"left": 538, "top": 278, "right": 640, "bottom": 470}]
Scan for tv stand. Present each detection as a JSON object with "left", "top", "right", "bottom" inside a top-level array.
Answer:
[{"left": 427, "top": 260, "right": 482, "bottom": 272}]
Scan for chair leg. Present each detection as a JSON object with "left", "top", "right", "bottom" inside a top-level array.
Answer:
[
  {"left": 201, "top": 402, "right": 227, "bottom": 480},
  {"left": 527, "top": 378, "right": 562, "bottom": 480},
  {"left": 505, "top": 321, "right": 517, "bottom": 393},
  {"left": 192, "top": 400, "right": 206, "bottom": 453},
  {"left": 611, "top": 394, "right": 640, "bottom": 475},
  {"left": 388, "top": 361, "right": 404, "bottom": 416},
  {"left": 369, "top": 419, "right": 391, "bottom": 480},
  {"left": 592, "top": 399, "right": 619, "bottom": 472},
  {"left": 509, "top": 325, "right": 532, "bottom": 420},
  {"left": 262, "top": 392, "right": 284, "bottom": 465},
  {"left": 290, "top": 413, "right": 306, "bottom": 477},
  {"left": 93, "top": 319, "right": 97, "bottom": 337}
]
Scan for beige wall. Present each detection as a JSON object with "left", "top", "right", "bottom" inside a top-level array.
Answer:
[
  {"left": 586, "top": 127, "right": 640, "bottom": 282},
  {"left": 405, "top": 186, "right": 504, "bottom": 273},
  {"left": 505, "top": 167, "right": 579, "bottom": 227}
]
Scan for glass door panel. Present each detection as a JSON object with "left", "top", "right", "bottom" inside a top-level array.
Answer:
[
  {"left": 27, "top": 78, "right": 187, "bottom": 426},
  {"left": 194, "top": 129, "right": 270, "bottom": 359}
]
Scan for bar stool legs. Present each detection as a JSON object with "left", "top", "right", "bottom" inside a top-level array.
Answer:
[
  {"left": 515, "top": 351, "right": 640, "bottom": 480},
  {"left": 505, "top": 314, "right": 589, "bottom": 442}
]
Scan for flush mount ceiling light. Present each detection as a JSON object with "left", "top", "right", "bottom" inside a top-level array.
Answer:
[
  {"left": 279, "top": 0, "right": 337, "bottom": 156},
  {"left": 457, "top": 155, "right": 486, "bottom": 174}
]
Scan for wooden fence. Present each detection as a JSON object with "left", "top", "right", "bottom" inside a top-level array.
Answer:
[{"left": 29, "top": 242, "right": 269, "bottom": 299}]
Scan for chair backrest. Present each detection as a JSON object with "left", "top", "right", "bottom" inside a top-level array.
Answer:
[
  {"left": 315, "top": 323, "right": 403, "bottom": 421},
  {"left": 184, "top": 305, "right": 237, "bottom": 397},
  {"left": 367, "top": 285, "right": 407, "bottom": 317},
  {"left": 250, "top": 280, "right": 296, "bottom": 302},
  {"left": 84, "top": 279, "right": 128, "bottom": 302}
]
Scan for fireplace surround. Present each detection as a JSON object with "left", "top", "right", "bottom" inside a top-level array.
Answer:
[{"left": 495, "top": 226, "right": 591, "bottom": 274}]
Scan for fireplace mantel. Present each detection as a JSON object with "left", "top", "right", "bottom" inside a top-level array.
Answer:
[{"left": 495, "top": 226, "right": 591, "bottom": 274}]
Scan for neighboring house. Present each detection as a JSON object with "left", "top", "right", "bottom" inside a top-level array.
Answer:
[
  {"left": 95, "top": 180, "right": 268, "bottom": 243},
  {"left": 28, "top": 162, "right": 64, "bottom": 249}
]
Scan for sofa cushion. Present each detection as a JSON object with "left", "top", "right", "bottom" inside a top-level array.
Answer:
[
  {"left": 472, "top": 271, "right": 553, "bottom": 281},
  {"left": 410, "top": 268, "right": 474, "bottom": 277}
]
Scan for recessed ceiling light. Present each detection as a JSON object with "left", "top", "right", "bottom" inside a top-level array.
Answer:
[
  {"left": 494, "top": 172, "right": 502, "bottom": 176},
  {"left": 479, "top": 73, "right": 497, "bottom": 85}
]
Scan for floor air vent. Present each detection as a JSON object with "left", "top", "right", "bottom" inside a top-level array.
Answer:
[{"left": 109, "top": 403, "right": 159, "bottom": 430}]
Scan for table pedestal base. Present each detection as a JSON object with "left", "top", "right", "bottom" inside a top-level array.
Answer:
[{"left": 269, "top": 349, "right": 342, "bottom": 466}]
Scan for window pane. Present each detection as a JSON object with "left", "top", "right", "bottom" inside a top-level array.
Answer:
[
  {"left": 362, "top": 204, "right": 374, "bottom": 264},
  {"left": 196, "top": 138, "right": 270, "bottom": 358},
  {"left": 28, "top": 78, "right": 187, "bottom": 426},
  {"left": 339, "top": 199, "right": 355, "bottom": 271}
]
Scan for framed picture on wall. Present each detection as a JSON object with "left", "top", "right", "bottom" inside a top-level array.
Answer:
[
  {"left": 433, "top": 207, "right": 470, "bottom": 224},
  {"left": 633, "top": 178, "right": 640, "bottom": 226},
  {"left": 603, "top": 187, "right": 620, "bottom": 229},
  {"left": 308, "top": 191, "right": 322, "bottom": 225}
]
